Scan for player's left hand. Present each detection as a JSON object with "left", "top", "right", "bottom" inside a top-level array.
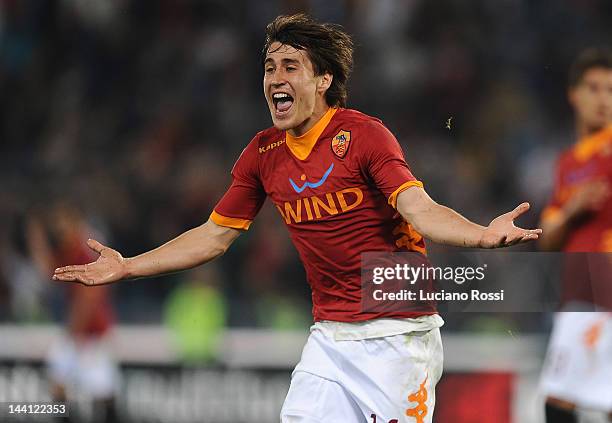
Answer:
[{"left": 479, "top": 202, "right": 542, "bottom": 248}]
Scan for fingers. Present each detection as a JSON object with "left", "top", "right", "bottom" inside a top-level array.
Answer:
[
  {"left": 500, "top": 229, "right": 541, "bottom": 247},
  {"left": 87, "top": 239, "right": 107, "bottom": 254},
  {"left": 52, "top": 264, "right": 94, "bottom": 285},
  {"left": 51, "top": 240, "right": 104, "bottom": 275},
  {"left": 502, "top": 234, "right": 522, "bottom": 247},
  {"left": 508, "top": 202, "right": 530, "bottom": 220},
  {"left": 54, "top": 264, "right": 87, "bottom": 274},
  {"left": 516, "top": 227, "right": 542, "bottom": 237},
  {"left": 520, "top": 233, "right": 539, "bottom": 242},
  {"left": 508, "top": 232, "right": 540, "bottom": 246},
  {"left": 52, "top": 272, "right": 92, "bottom": 285}
]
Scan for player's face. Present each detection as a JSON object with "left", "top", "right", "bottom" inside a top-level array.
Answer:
[
  {"left": 263, "top": 42, "right": 328, "bottom": 134},
  {"left": 569, "top": 67, "right": 612, "bottom": 130}
]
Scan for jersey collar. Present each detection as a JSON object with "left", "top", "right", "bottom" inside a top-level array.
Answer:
[
  {"left": 574, "top": 125, "right": 612, "bottom": 161},
  {"left": 285, "top": 107, "right": 338, "bottom": 160}
]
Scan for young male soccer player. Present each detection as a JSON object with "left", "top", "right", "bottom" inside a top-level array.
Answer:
[
  {"left": 538, "top": 48, "right": 612, "bottom": 423},
  {"left": 53, "top": 14, "right": 541, "bottom": 422},
  {"left": 28, "top": 203, "right": 119, "bottom": 423}
]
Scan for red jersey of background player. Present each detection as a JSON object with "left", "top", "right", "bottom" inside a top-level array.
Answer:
[
  {"left": 542, "top": 125, "right": 612, "bottom": 309},
  {"left": 542, "top": 125, "right": 612, "bottom": 252},
  {"left": 211, "top": 107, "right": 434, "bottom": 322},
  {"left": 56, "top": 233, "right": 114, "bottom": 336}
]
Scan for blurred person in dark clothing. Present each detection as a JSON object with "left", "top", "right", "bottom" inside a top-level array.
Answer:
[
  {"left": 538, "top": 48, "right": 612, "bottom": 423},
  {"left": 27, "top": 201, "right": 119, "bottom": 423}
]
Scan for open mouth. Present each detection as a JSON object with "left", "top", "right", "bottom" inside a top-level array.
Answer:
[{"left": 272, "top": 92, "right": 294, "bottom": 115}]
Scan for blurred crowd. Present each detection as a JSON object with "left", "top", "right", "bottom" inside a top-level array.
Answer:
[{"left": 1, "top": 0, "right": 611, "bottom": 334}]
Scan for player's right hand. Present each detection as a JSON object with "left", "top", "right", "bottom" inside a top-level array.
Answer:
[
  {"left": 564, "top": 180, "right": 610, "bottom": 220},
  {"left": 52, "top": 239, "right": 127, "bottom": 286}
]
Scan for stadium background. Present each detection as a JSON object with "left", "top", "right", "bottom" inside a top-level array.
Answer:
[{"left": 0, "top": 0, "right": 610, "bottom": 422}]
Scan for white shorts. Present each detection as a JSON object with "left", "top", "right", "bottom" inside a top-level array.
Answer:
[
  {"left": 47, "top": 333, "right": 120, "bottom": 399},
  {"left": 281, "top": 317, "right": 444, "bottom": 423},
  {"left": 540, "top": 312, "right": 612, "bottom": 412}
]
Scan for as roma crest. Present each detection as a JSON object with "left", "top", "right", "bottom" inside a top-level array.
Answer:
[{"left": 331, "top": 130, "right": 351, "bottom": 158}]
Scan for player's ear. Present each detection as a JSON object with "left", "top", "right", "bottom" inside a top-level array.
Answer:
[{"left": 318, "top": 73, "right": 333, "bottom": 93}]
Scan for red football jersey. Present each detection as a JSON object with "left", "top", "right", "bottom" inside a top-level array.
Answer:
[
  {"left": 542, "top": 125, "right": 612, "bottom": 252},
  {"left": 57, "top": 235, "right": 114, "bottom": 336},
  {"left": 542, "top": 126, "right": 612, "bottom": 309},
  {"left": 212, "top": 107, "right": 433, "bottom": 322}
]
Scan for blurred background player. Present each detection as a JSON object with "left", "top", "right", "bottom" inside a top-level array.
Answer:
[
  {"left": 538, "top": 48, "right": 612, "bottom": 423},
  {"left": 27, "top": 201, "right": 119, "bottom": 423}
]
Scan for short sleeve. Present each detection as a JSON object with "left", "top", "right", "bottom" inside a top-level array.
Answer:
[
  {"left": 358, "top": 120, "right": 423, "bottom": 209},
  {"left": 211, "top": 137, "right": 266, "bottom": 230}
]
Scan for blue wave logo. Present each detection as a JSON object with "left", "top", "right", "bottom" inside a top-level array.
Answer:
[{"left": 289, "top": 163, "right": 334, "bottom": 193}]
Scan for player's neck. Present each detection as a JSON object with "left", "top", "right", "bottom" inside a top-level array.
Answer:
[
  {"left": 576, "top": 120, "right": 606, "bottom": 140},
  {"left": 288, "top": 101, "right": 331, "bottom": 138}
]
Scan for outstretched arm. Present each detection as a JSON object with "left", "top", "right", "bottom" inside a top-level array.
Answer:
[
  {"left": 53, "top": 219, "right": 241, "bottom": 285},
  {"left": 396, "top": 187, "right": 542, "bottom": 248}
]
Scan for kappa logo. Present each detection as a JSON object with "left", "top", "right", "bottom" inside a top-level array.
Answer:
[
  {"left": 331, "top": 130, "right": 351, "bottom": 158},
  {"left": 259, "top": 139, "right": 285, "bottom": 154},
  {"left": 406, "top": 375, "right": 428, "bottom": 423},
  {"left": 289, "top": 163, "right": 334, "bottom": 194}
]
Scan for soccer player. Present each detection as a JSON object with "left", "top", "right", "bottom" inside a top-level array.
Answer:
[
  {"left": 28, "top": 202, "right": 119, "bottom": 423},
  {"left": 538, "top": 48, "right": 612, "bottom": 423},
  {"left": 53, "top": 14, "right": 541, "bottom": 422}
]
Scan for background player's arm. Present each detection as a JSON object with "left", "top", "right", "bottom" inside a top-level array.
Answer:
[
  {"left": 53, "top": 219, "right": 240, "bottom": 285},
  {"left": 538, "top": 180, "right": 610, "bottom": 251},
  {"left": 396, "top": 186, "right": 541, "bottom": 248}
]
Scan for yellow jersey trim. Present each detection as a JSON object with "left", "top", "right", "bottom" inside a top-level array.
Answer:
[
  {"left": 388, "top": 180, "right": 424, "bottom": 209},
  {"left": 210, "top": 211, "right": 252, "bottom": 230},
  {"left": 573, "top": 125, "right": 612, "bottom": 162},
  {"left": 286, "top": 107, "right": 338, "bottom": 161}
]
